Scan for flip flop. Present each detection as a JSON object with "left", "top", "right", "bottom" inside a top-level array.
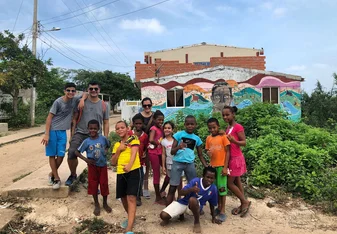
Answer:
[
  {"left": 240, "top": 201, "right": 251, "bottom": 218},
  {"left": 231, "top": 206, "right": 242, "bottom": 215},
  {"left": 120, "top": 219, "right": 128, "bottom": 229},
  {"left": 216, "top": 213, "right": 227, "bottom": 222}
]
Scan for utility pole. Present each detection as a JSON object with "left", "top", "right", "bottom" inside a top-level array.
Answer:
[{"left": 30, "top": 0, "right": 38, "bottom": 127}]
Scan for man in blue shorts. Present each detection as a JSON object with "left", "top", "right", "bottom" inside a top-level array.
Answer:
[
  {"left": 160, "top": 166, "right": 221, "bottom": 233},
  {"left": 41, "top": 83, "right": 80, "bottom": 189}
]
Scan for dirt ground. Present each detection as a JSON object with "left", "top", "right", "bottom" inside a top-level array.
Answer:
[
  {"left": 1, "top": 118, "right": 337, "bottom": 233},
  {"left": 1, "top": 170, "right": 334, "bottom": 234}
]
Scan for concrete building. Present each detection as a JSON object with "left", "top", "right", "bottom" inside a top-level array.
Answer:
[
  {"left": 140, "top": 66, "right": 304, "bottom": 122},
  {"left": 135, "top": 43, "right": 304, "bottom": 122},
  {"left": 135, "top": 43, "right": 265, "bottom": 81}
]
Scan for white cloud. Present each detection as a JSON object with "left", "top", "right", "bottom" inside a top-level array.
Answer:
[
  {"left": 273, "top": 7, "right": 287, "bottom": 17},
  {"left": 119, "top": 18, "right": 166, "bottom": 34},
  {"left": 216, "top": 5, "right": 236, "bottom": 13},
  {"left": 286, "top": 65, "right": 307, "bottom": 71}
]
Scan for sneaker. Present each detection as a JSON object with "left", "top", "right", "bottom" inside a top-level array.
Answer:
[
  {"left": 143, "top": 190, "right": 150, "bottom": 199},
  {"left": 65, "top": 175, "right": 77, "bottom": 186},
  {"left": 52, "top": 180, "right": 61, "bottom": 190},
  {"left": 48, "top": 176, "right": 54, "bottom": 186}
]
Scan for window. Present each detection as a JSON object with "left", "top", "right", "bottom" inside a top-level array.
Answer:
[
  {"left": 167, "top": 89, "right": 184, "bottom": 107},
  {"left": 262, "top": 87, "right": 279, "bottom": 104}
]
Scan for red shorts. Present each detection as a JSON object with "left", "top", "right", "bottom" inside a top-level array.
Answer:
[{"left": 88, "top": 164, "right": 109, "bottom": 196}]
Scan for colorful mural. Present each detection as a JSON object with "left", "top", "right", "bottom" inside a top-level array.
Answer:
[{"left": 141, "top": 75, "right": 302, "bottom": 122}]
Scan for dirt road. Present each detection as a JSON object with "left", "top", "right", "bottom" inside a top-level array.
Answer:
[
  {"left": 22, "top": 170, "right": 337, "bottom": 234},
  {"left": 0, "top": 115, "right": 121, "bottom": 192}
]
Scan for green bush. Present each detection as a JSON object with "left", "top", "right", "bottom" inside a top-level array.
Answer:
[{"left": 232, "top": 102, "right": 337, "bottom": 213}]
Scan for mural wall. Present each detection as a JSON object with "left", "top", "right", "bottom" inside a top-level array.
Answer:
[{"left": 141, "top": 75, "right": 302, "bottom": 122}]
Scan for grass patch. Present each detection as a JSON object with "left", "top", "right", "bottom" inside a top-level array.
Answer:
[{"left": 12, "top": 172, "right": 32, "bottom": 182}]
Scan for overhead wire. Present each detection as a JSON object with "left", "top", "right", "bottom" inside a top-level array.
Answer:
[
  {"left": 41, "top": 0, "right": 120, "bottom": 22},
  {"left": 79, "top": 0, "right": 133, "bottom": 66},
  {"left": 41, "top": 33, "right": 99, "bottom": 70},
  {"left": 55, "top": 0, "right": 127, "bottom": 66},
  {"left": 12, "top": 0, "right": 25, "bottom": 32},
  {"left": 54, "top": 0, "right": 171, "bottom": 30},
  {"left": 39, "top": 36, "right": 98, "bottom": 70},
  {"left": 43, "top": 31, "right": 133, "bottom": 68},
  {"left": 42, "top": 0, "right": 122, "bottom": 25}
]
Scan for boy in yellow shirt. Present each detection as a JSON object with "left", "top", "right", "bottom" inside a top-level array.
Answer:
[{"left": 112, "top": 121, "right": 141, "bottom": 234}]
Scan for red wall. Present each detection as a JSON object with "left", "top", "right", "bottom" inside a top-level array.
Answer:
[{"left": 135, "top": 56, "right": 266, "bottom": 81}]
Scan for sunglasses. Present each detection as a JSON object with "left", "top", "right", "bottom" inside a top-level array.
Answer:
[
  {"left": 66, "top": 89, "right": 76, "bottom": 93},
  {"left": 143, "top": 104, "right": 152, "bottom": 108},
  {"left": 89, "top": 87, "right": 99, "bottom": 91}
]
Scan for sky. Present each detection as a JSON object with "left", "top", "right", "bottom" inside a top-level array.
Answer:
[{"left": 1, "top": 0, "right": 337, "bottom": 92}]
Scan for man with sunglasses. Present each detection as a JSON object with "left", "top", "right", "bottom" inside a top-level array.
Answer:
[
  {"left": 41, "top": 82, "right": 82, "bottom": 190},
  {"left": 66, "top": 81, "right": 110, "bottom": 186}
]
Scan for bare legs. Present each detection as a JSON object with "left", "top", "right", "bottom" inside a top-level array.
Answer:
[{"left": 49, "top": 156, "right": 64, "bottom": 180}]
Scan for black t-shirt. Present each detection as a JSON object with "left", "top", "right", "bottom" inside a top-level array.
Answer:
[{"left": 142, "top": 113, "right": 153, "bottom": 134}]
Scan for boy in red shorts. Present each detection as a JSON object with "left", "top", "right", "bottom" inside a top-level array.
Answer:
[
  {"left": 76, "top": 119, "right": 112, "bottom": 216},
  {"left": 129, "top": 113, "right": 149, "bottom": 206}
]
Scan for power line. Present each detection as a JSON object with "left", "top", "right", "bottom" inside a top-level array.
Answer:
[
  {"left": 44, "top": 31, "right": 133, "bottom": 68},
  {"left": 12, "top": 0, "right": 25, "bottom": 32},
  {"left": 43, "top": 0, "right": 122, "bottom": 25},
  {"left": 56, "top": 0, "right": 171, "bottom": 30},
  {"left": 54, "top": 0, "right": 127, "bottom": 66},
  {"left": 79, "top": 0, "right": 133, "bottom": 65},
  {"left": 39, "top": 36, "right": 97, "bottom": 70},
  {"left": 72, "top": 0, "right": 129, "bottom": 66},
  {"left": 41, "top": 33, "right": 99, "bottom": 70},
  {"left": 41, "top": 0, "right": 118, "bottom": 22}
]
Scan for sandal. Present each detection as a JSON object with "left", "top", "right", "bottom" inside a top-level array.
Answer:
[
  {"left": 216, "top": 213, "right": 227, "bottom": 222},
  {"left": 240, "top": 201, "right": 252, "bottom": 218},
  {"left": 120, "top": 219, "right": 128, "bottom": 229},
  {"left": 231, "top": 206, "right": 242, "bottom": 215}
]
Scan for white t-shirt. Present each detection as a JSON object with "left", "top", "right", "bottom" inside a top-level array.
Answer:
[{"left": 161, "top": 138, "right": 174, "bottom": 170}]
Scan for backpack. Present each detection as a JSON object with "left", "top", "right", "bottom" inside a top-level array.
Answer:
[{"left": 76, "top": 100, "right": 107, "bottom": 124}]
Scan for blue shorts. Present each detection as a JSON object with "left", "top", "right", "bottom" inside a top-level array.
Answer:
[{"left": 45, "top": 130, "right": 67, "bottom": 157}]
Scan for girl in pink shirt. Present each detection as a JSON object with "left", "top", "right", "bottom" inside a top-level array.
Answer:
[
  {"left": 148, "top": 110, "right": 165, "bottom": 205},
  {"left": 222, "top": 106, "right": 251, "bottom": 218}
]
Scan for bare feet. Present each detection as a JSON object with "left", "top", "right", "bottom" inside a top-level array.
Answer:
[
  {"left": 103, "top": 203, "right": 112, "bottom": 213},
  {"left": 160, "top": 220, "right": 169, "bottom": 226},
  {"left": 193, "top": 223, "right": 201, "bottom": 233},
  {"left": 155, "top": 199, "right": 166, "bottom": 206},
  {"left": 93, "top": 205, "right": 100, "bottom": 216}
]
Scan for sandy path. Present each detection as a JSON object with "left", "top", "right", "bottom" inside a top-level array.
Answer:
[
  {"left": 0, "top": 116, "right": 121, "bottom": 192},
  {"left": 24, "top": 170, "right": 337, "bottom": 234}
]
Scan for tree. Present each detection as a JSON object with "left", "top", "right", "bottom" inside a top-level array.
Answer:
[
  {"left": 301, "top": 76, "right": 337, "bottom": 131},
  {"left": 67, "top": 69, "right": 141, "bottom": 107},
  {"left": 36, "top": 68, "right": 65, "bottom": 108},
  {"left": 0, "top": 30, "right": 49, "bottom": 115}
]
